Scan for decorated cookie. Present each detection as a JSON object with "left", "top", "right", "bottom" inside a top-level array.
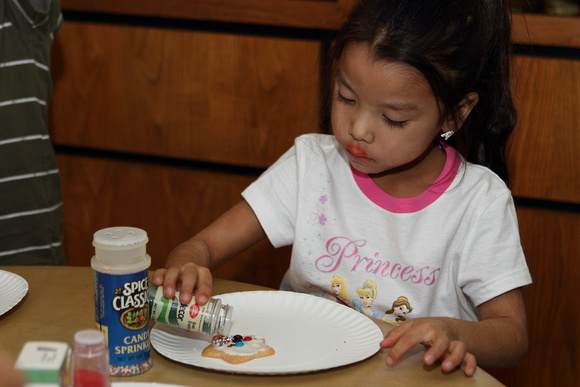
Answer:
[{"left": 201, "top": 334, "right": 275, "bottom": 364}]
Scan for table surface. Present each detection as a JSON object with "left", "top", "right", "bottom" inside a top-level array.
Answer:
[{"left": 0, "top": 266, "right": 504, "bottom": 386}]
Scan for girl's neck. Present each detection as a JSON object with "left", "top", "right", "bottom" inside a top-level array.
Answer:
[{"left": 370, "top": 141, "right": 446, "bottom": 198}]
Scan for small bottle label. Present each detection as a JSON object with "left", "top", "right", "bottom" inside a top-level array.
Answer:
[
  {"left": 95, "top": 270, "right": 151, "bottom": 376},
  {"left": 149, "top": 285, "right": 211, "bottom": 333}
]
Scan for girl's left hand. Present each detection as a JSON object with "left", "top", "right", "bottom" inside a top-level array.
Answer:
[{"left": 379, "top": 317, "right": 477, "bottom": 376}]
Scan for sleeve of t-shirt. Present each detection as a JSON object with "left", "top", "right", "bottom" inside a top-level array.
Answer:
[
  {"left": 242, "top": 145, "right": 299, "bottom": 248},
  {"left": 457, "top": 191, "right": 532, "bottom": 306}
]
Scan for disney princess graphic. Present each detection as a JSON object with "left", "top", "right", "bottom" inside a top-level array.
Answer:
[
  {"left": 381, "top": 296, "right": 413, "bottom": 326},
  {"left": 352, "top": 280, "right": 380, "bottom": 318},
  {"left": 330, "top": 275, "right": 351, "bottom": 306}
]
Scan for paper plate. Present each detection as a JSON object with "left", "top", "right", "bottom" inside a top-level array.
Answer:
[
  {"left": 151, "top": 290, "right": 383, "bottom": 374},
  {"left": 0, "top": 270, "right": 29, "bottom": 316}
]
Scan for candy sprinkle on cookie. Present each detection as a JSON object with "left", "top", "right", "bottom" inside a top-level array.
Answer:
[{"left": 202, "top": 334, "right": 275, "bottom": 364}]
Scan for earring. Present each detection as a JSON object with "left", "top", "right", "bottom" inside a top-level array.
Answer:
[{"left": 440, "top": 131, "right": 454, "bottom": 141}]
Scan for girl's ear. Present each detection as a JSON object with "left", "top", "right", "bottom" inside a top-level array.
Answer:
[{"left": 443, "top": 92, "right": 479, "bottom": 133}]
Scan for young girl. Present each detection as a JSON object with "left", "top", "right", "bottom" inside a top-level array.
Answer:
[{"left": 153, "top": 0, "right": 531, "bottom": 377}]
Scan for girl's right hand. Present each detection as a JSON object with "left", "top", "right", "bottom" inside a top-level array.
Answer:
[{"left": 152, "top": 261, "right": 213, "bottom": 306}]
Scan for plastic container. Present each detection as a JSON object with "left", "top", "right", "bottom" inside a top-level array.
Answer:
[
  {"left": 70, "top": 330, "right": 110, "bottom": 387},
  {"left": 149, "top": 284, "right": 233, "bottom": 336},
  {"left": 15, "top": 341, "right": 69, "bottom": 387},
  {"left": 91, "top": 227, "right": 152, "bottom": 376}
]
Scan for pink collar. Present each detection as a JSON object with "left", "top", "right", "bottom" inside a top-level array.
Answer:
[{"left": 351, "top": 142, "right": 461, "bottom": 213}]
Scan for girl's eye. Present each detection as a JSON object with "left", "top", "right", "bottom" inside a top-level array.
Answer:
[
  {"left": 384, "top": 115, "right": 407, "bottom": 128},
  {"left": 336, "top": 89, "right": 407, "bottom": 128},
  {"left": 336, "top": 92, "right": 355, "bottom": 104}
]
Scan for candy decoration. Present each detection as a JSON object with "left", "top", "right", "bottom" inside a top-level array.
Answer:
[
  {"left": 212, "top": 334, "right": 259, "bottom": 348},
  {"left": 212, "top": 335, "right": 233, "bottom": 347}
]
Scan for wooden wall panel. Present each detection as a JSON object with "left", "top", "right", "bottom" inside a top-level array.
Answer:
[
  {"left": 487, "top": 206, "right": 579, "bottom": 386},
  {"left": 50, "top": 21, "right": 321, "bottom": 168},
  {"left": 56, "top": 153, "right": 291, "bottom": 289},
  {"left": 60, "top": 0, "right": 355, "bottom": 30},
  {"left": 512, "top": 14, "right": 580, "bottom": 48},
  {"left": 509, "top": 55, "right": 580, "bottom": 203},
  {"left": 61, "top": 1, "right": 580, "bottom": 48}
]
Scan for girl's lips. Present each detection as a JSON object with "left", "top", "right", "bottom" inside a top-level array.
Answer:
[{"left": 346, "top": 144, "right": 371, "bottom": 161}]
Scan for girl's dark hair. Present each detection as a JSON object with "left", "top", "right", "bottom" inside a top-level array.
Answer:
[{"left": 325, "top": 0, "right": 516, "bottom": 183}]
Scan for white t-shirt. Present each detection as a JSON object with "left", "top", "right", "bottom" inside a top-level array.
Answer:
[{"left": 242, "top": 134, "right": 531, "bottom": 324}]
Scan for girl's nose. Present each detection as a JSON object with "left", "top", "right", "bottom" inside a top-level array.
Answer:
[{"left": 349, "top": 111, "right": 374, "bottom": 143}]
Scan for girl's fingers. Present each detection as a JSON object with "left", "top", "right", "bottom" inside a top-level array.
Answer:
[
  {"left": 177, "top": 263, "right": 203, "bottom": 304},
  {"left": 423, "top": 336, "right": 452, "bottom": 366},
  {"left": 148, "top": 262, "right": 213, "bottom": 306},
  {"left": 380, "top": 322, "right": 412, "bottom": 348},
  {"left": 439, "top": 340, "right": 467, "bottom": 372},
  {"left": 193, "top": 267, "right": 213, "bottom": 305},
  {"left": 383, "top": 325, "right": 424, "bottom": 365},
  {"left": 177, "top": 275, "right": 196, "bottom": 304},
  {"left": 382, "top": 321, "right": 476, "bottom": 377},
  {"left": 161, "top": 266, "right": 184, "bottom": 299},
  {"left": 432, "top": 340, "right": 476, "bottom": 377},
  {"left": 462, "top": 352, "right": 478, "bottom": 376},
  {"left": 151, "top": 268, "right": 167, "bottom": 285}
]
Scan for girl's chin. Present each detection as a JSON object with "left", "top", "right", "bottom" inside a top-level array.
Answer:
[{"left": 350, "top": 163, "right": 384, "bottom": 176}]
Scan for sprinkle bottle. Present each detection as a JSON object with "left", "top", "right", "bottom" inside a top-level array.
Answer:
[
  {"left": 91, "top": 227, "right": 152, "bottom": 376},
  {"left": 148, "top": 284, "right": 233, "bottom": 336},
  {"left": 70, "top": 329, "right": 110, "bottom": 387}
]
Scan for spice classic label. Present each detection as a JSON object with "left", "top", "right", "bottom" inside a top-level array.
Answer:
[{"left": 94, "top": 270, "right": 151, "bottom": 375}]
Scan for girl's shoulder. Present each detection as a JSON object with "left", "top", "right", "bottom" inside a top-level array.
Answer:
[
  {"left": 456, "top": 160, "right": 513, "bottom": 204},
  {"left": 265, "top": 133, "right": 343, "bottom": 175},
  {"left": 293, "top": 133, "right": 343, "bottom": 162},
  {"left": 294, "top": 133, "right": 338, "bottom": 150}
]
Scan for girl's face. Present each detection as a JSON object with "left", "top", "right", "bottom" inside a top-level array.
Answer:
[
  {"left": 332, "top": 283, "right": 341, "bottom": 295},
  {"left": 332, "top": 43, "right": 446, "bottom": 196}
]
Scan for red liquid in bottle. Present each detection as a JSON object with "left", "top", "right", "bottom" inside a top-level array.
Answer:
[{"left": 73, "top": 369, "right": 109, "bottom": 387}]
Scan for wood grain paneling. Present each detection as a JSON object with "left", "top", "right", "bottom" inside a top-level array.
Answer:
[
  {"left": 61, "top": 1, "right": 580, "bottom": 49},
  {"left": 56, "top": 153, "right": 291, "bottom": 289},
  {"left": 488, "top": 206, "right": 579, "bottom": 386},
  {"left": 509, "top": 55, "right": 580, "bottom": 203},
  {"left": 512, "top": 13, "right": 580, "bottom": 48},
  {"left": 50, "top": 21, "right": 320, "bottom": 168},
  {"left": 60, "top": 0, "right": 355, "bottom": 30}
]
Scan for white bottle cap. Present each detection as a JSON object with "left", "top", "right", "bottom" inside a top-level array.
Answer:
[
  {"left": 74, "top": 329, "right": 106, "bottom": 347},
  {"left": 91, "top": 227, "right": 151, "bottom": 274}
]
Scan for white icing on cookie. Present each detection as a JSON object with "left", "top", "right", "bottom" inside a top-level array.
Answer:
[{"left": 211, "top": 335, "right": 270, "bottom": 357}]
